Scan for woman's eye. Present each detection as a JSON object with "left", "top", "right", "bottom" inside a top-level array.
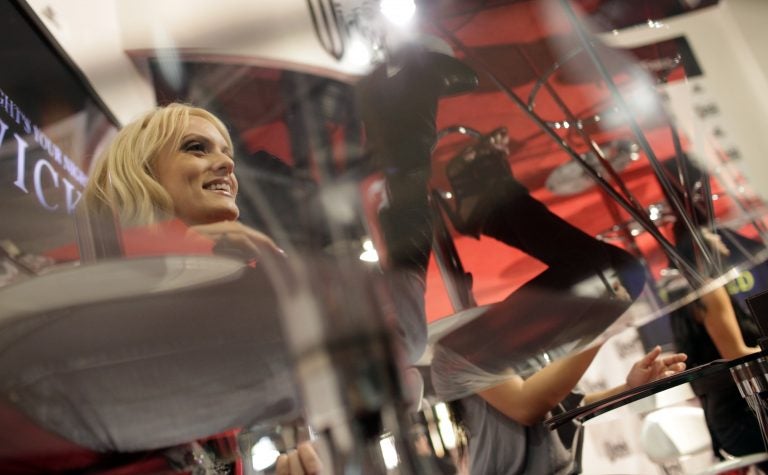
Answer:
[{"left": 183, "top": 141, "right": 206, "bottom": 154}]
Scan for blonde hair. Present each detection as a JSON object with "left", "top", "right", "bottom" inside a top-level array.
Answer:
[{"left": 83, "top": 103, "right": 233, "bottom": 226}]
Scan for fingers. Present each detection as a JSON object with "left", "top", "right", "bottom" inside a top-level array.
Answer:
[
  {"left": 274, "top": 444, "right": 322, "bottom": 475},
  {"left": 275, "top": 454, "right": 289, "bottom": 475},
  {"left": 239, "top": 224, "right": 285, "bottom": 256},
  {"left": 662, "top": 362, "right": 686, "bottom": 378},
  {"left": 189, "top": 221, "right": 285, "bottom": 259},
  {"left": 275, "top": 450, "right": 303, "bottom": 475},
  {"left": 289, "top": 448, "right": 304, "bottom": 474},
  {"left": 640, "top": 345, "right": 662, "bottom": 366},
  {"left": 668, "top": 362, "right": 686, "bottom": 374},
  {"left": 297, "top": 442, "right": 323, "bottom": 474},
  {"left": 642, "top": 347, "right": 686, "bottom": 368},
  {"left": 627, "top": 349, "right": 688, "bottom": 388},
  {"left": 655, "top": 353, "right": 687, "bottom": 374},
  {"left": 653, "top": 354, "right": 687, "bottom": 379},
  {"left": 663, "top": 353, "right": 688, "bottom": 366},
  {"left": 668, "top": 361, "right": 687, "bottom": 372}
]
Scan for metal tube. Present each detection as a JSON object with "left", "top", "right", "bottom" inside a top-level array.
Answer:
[
  {"left": 434, "top": 23, "right": 706, "bottom": 286},
  {"left": 558, "top": 0, "right": 718, "bottom": 280}
]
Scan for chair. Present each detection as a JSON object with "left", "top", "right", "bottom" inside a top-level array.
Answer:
[{"left": 640, "top": 405, "right": 768, "bottom": 475}]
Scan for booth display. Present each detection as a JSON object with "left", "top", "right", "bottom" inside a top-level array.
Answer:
[{"left": 3, "top": 0, "right": 768, "bottom": 473}]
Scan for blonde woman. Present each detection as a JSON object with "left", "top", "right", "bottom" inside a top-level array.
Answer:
[
  {"left": 82, "top": 103, "right": 281, "bottom": 259},
  {"left": 22, "top": 103, "right": 321, "bottom": 475}
]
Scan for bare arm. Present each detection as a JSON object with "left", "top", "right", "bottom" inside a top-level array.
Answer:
[
  {"left": 477, "top": 345, "right": 601, "bottom": 426},
  {"left": 582, "top": 346, "right": 687, "bottom": 404},
  {"left": 696, "top": 287, "right": 759, "bottom": 360}
]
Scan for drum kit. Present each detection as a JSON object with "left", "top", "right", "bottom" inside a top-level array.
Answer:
[
  {"left": 0, "top": 249, "right": 438, "bottom": 473},
  {"left": 5, "top": 1, "right": 768, "bottom": 473}
]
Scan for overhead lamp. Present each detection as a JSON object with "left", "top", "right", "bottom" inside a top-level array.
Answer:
[{"left": 380, "top": 0, "right": 416, "bottom": 26}]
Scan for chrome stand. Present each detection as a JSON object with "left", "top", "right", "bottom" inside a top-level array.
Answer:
[{"left": 729, "top": 351, "right": 768, "bottom": 450}]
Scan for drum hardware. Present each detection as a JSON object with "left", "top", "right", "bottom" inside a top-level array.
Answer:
[
  {"left": 546, "top": 139, "right": 640, "bottom": 196},
  {"left": 435, "top": 21, "right": 706, "bottom": 288},
  {"left": 728, "top": 352, "right": 768, "bottom": 450},
  {"left": 596, "top": 201, "right": 675, "bottom": 243}
]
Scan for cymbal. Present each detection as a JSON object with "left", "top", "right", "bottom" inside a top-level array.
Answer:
[
  {"left": 0, "top": 255, "right": 245, "bottom": 321},
  {"left": 416, "top": 305, "right": 489, "bottom": 366},
  {"left": 423, "top": 284, "right": 634, "bottom": 377},
  {"left": 546, "top": 140, "right": 639, "bottom": 196},
  {"left": 0, "top": 256, "right": 299, "bottom": 453}
]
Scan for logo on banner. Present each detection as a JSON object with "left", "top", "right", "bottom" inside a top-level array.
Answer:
[{"left": 0, "top": 88, "right": 87, "bottom": 213}]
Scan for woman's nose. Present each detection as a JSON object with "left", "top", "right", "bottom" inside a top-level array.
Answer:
[{"left": 213, "top": 153, "right": 235, "bottom": 175}]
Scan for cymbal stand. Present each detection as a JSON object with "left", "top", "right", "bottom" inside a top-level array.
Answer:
[
  {"left": 557, "top": 0, "right": 720, "bottom": 282},
  {"left": 434, "top": 20, "right": 706, "bottom": 287},
  {"left": 271, "top": 95, "right": 433, "bottom": 472},
  {"left": 729, "top": 351, "right": 768, "bottom": 451}
]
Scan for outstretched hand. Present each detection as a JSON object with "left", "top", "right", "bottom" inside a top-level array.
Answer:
[
  {"left": 186, "top": 221, "right": 284, "bottom": 260},
  {"left": 275, "top": 441, "right": 323, "bottom": 475},
  {"left": 626, "top": 345, "right": 687, "bottom": 389}
]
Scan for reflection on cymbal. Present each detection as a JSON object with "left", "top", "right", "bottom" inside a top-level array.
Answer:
[
  {"left": 596, "top": 202, "right": 675, "bottom": 243},
  {"left": 0, "top": 256, "right": 299, "bottom": 452},
  {"left": 416, "top": 306, "right": 489, "bottom": 366},
  {"left": 546, "top": 140, "right": 639, "bottom": 196},
  {"left": 427, "top": 286, "right": 633, "bottom": 379},
  {"left": 0, "top": 255, "right": 245, "bottom": 320}
]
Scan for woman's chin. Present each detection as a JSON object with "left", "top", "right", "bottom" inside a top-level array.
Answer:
[{"left": 181, "top": 208, "right": 239, "bottom": 226}]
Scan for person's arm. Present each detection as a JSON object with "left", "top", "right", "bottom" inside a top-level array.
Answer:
[
  {"left": 477, "top": 345, "right": 601, "bottom": 426},
  {"left": 186, "top": 220, "right": 285, "bottom": 259},
  {"left": 582, "top": 345, "right": 687, "bottom": 404},
  {"left": 695, "top": 286, "right": 759, "bottom": 360}
]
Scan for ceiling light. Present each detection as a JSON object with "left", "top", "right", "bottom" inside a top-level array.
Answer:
[
  {"left": 345, "top": 36, "right": 373, "bottom": 68},
  {"left": 380, "top": 0, "right": 416, "bottom": 26}
]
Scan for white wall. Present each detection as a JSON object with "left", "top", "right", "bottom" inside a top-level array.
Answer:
[
  {"left": 21, "top": 0, "right": 384, "bottom": 126},
  {"left": 600, "top": 0, "right": 768, "bottom": 201},
  {"left": 23, "top": 0, "right": 155, "bottom": 125}
]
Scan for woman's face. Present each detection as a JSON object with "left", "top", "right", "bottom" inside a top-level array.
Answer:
[{"left": 154, "top": 116, "right": 239, "bottom": 225}]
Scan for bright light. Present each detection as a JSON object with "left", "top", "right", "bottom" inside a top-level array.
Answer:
[
  {"left": 251, "top": 437, "right": 280, "bottom": 471},
  {"left": 649, "top": 206, "right": 661, "bottom": 221},
  {"left": 434, "top": 402, "right": 450, "bottom": 419},
  {"left": 360, "top": 239, "right": 380, "bottom": 263},
  {"left": 380, "top": 434, "right": 400, "bottom": 470},
  {"left": 345, "top": 37, "right": 372, "bottom": 68},
  {"left": 434, "top": 402, "right": 457, "bottom": 450},
  {"left": 380, "top": 0, "right": 416, "bottom": 26},
  {"left": 646, "top": 19, "right": 665, "bottom": 29}
]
